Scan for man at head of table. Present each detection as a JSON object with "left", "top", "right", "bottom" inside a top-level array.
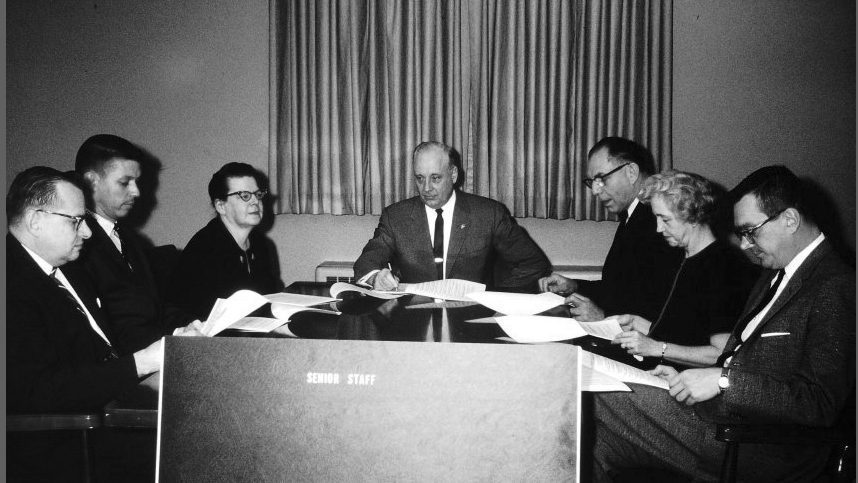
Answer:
[{"left": 353, "top": 140, "right": 551, "bottom": 293}]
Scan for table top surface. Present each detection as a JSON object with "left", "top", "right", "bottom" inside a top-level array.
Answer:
[{"left": 104, "top": 282, "right": 608, "bottom": 428}]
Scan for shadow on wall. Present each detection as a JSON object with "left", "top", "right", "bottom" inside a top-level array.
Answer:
[{"left": 803, "top": 178, "right": 856, "bottom": 269}]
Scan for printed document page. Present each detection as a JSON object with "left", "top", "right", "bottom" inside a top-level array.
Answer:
[
  {"left": 582, "top": 351, "right": 669, "bottom": 390},
  {"left": 202, "top": 290, "right": 270, "bottom": 336},
  {"left": 466, "top": 291, "right": 566, "bottom": 315}
]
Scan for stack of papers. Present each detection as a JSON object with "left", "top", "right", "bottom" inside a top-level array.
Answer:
[
  {"left": 200, "top": 289, "right": 341, "bottom": 337},
  {"left": 330, "top": 279, "right": 486, "bottom": 302}
]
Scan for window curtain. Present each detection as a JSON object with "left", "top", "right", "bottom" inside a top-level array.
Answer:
[{"left": 271, "top": 0, "right": 672, "bottom": 220}]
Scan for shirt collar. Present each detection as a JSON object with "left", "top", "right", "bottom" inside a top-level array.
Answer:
[
  {"left": 424, "top": 190, "right": 457, "bottom": 217},
  {"left": 783, "top": 233, "right": 826, "bottom": 278},
  {"left": 21, "top": 243, "right": 55, "bottom": 276},
  {"left": 626, "top": 197, "right": 640, "bottom": 219},
  {"left": 93, "top": 212, "right": 117, "bottom": 235}
]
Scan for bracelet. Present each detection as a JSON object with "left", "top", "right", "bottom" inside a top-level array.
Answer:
[{"left": 660, "top": 342, "right": 667, "bottom": 363}]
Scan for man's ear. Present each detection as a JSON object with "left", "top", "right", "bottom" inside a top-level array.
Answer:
[
  {"left": 24, "top": 209, "right": 42, "bottom": 235},
  {"left": 450, "top": 164, "right": 459, "bottom": 185},
  {"left": 782, "top": 207, "right": 801, "bottom": 233},
  {"left": 83, "top": 171, "right": 100, "bottom": 187},
  {"left": 625, "top": 162, "right": 640, "bottom": 184}
]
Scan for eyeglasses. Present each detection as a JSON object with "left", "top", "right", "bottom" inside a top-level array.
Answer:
[
  {"left": 584, "top": 163, "right": 630, "bottom": 189},
  {"left": 226, "top": 189, "right": 268, "bottom": 202},
  {"left": 734, "top": 210, "right": 784, "bottom": 245},
  {"left": 37, "top": 209, "right": 86, "bottom": 231}
]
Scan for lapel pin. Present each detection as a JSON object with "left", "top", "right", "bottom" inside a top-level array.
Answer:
[{"left": 459, "top": 224, "right": 467, "bottom": 229}]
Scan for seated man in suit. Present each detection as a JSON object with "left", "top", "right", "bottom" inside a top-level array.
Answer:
[
  {"left": 354, "top": 141, "right": 551, "bottom": 293},
  {"left": 6, "top": 167, "right": 170, "bottom": 480},
  {"left": 74, "top": 134, "right": 196, "bottom": 353},
  {"left": 539, "top": 136, "right": 684, "bottom": 322},
  {"left": 591, "top": 166, "right": 855, "bottom": 481}
]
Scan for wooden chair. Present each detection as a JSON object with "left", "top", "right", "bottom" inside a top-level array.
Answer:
[
  {"left": 716, "top": 422, "right": 855, "bottom": 483},
  {"left": 7, "top": 412, "right": 102, "bottom": 482}
]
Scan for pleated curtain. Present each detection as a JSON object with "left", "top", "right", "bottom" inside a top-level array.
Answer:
[{"left": 271, "top": 0, "right": 672, "bottom": 220}]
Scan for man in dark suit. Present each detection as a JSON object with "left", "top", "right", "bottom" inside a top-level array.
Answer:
[
  {"left": 539, "top": 137, "right": 684, "bottom": 322},
  {"left": 354, "top": 141, "right": 551, "bottom": 293},
  {"left": 6, "top": 167, "right": 166, "bottom": 480},
  {"left": 73, "top": 134, "right": 196, "bottom": 353},
  {"left": 591, "top": 166, "right": 855, "bottom": 481}
]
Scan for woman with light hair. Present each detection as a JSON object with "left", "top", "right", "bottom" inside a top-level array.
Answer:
[{"left": 611, "top": 170, "right": 759, "bottom": 369}]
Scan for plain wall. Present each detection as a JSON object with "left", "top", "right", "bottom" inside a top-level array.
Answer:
[{"left": 7, "top": 1, "right": 855, "bottom": 287}]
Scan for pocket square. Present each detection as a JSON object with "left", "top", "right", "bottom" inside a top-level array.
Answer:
[
  {"left": 96, "top": 297, "right": 102, "bottom": 308},
  {"left": 761, "top": 332, "right": 790, "bottom": 337}
]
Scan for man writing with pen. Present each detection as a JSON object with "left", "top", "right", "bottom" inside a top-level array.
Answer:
[{"left": 354, "top": 141, "right": 550, "bottom": 293}]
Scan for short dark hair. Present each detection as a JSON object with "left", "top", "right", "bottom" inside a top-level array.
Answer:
[
  {"left": 588, "top": 136, "right": 656, "bottom": 176},
  {"left": 208, "top": 162, "right": 265, "bottom": 204},
  {"left": 7, "top": 167, "right": 85, "bottom": 227},
  {"left": 75, "top": 134, "right": 144, "bottom": 175},
  {"left": 730, "top": 165, "right": 813, "bottom": 222},
  {"left": 412, "top": 141, "right": 464, "bottom": 189}
]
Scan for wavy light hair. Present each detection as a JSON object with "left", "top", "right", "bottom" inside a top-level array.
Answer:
[{"left": 640, "top": 170, "right": 717, "bottom": 225}]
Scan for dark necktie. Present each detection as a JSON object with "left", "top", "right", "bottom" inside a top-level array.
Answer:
[
  {"left": 717, "top": 269, "right": 785, "bottom": 366},
  {"left": 50, "top": 268, "right": 119, "bottom": 361},
  {"left": 113, "top": 223, "right": 134, "bottom": 272},
  {"left": 433, "top": 208, "right": 444, "bottom": 280}
]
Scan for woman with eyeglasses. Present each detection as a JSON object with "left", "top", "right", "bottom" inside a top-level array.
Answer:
[
  {"left": 169, "top": 162, "right": 284, "bottom": 320},
  {"left": 611, "top": 170, "right": 759, "bottom": 370}
]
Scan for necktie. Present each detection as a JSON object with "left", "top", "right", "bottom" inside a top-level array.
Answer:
[
  {"left": 113, "top": 223, "right": 133, "bottom": 271},
  {"left": 433, "top": 208, "right": 444, "bottom": 280},
  {"left": 717, "top": 269, "right": 785, "bottom": 366},
  {"left": 50, "top": 269, "right": 119, "bottom": 361}
]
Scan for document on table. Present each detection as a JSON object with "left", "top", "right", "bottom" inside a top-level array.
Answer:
[
  {"left": 265, "top": 292, "right": 339, "bottom": 306},
  {"left": 578, "top": 316, "right": 624, "bottom": 340},
  {"left": 581, "top": 351, "right": 669, "bottom": 390},
  {"left": 493, "top": 315, "right": 588, "bottom": 343},
  {"left": 202, "top": 290, "right": 270, "bottom": 336},
  {"left": 396, "top": 279, "right": 486, "bottom": 301},
  {"left": 466, "top": 291, "right": 566, "bottom": 315},
  {"left": 330, "top": 279, "right": 486, "bottom": 302},
  {"left": 270, "top": 302, "right": 340, "bottom": 321}
]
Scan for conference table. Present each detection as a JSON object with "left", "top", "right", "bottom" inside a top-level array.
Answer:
[
  {"left": 103, "top": 281, "right": 617, "bottom": 481},
  {"left": 103, "top": 282, "right": 581, "bottom": 427}
]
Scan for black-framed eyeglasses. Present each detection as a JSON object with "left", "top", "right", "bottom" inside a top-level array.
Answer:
[
  {"left": 734, "top": 210, "right": 784, "bottom": 245},
  {"left": 37, "top": 209, "right": 86, "bottom": 231},
  {"left": 226, "top": 189, "right": 268, "bottom": 202},
  {"left": 584, "top": 163, "right": 630, "bottom": 189}
]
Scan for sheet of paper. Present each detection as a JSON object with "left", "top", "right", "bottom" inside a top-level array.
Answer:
[
  {"left": 578, "top": 316, "right": 624, "bottom": 340},
  {"left": 583, "top": 351, "right": 669, "bottom": 390},
  {"left": 465, "top": 316, "right": 500, "bottom": 324},
  {"left": 265, "top": 292, "right": 339, "bottom": 306},
  {"left": 329, "top": 282, "right": 407, "bottom": 300},
  {"left": 226, "top": 317, "right": 287, "bottom": 333},
  {"left": 466, "top": 291, "right": 566, "bottom": 315},
  {"left": 396, "top": 279, "right": 486, "bottom": 302},
  {"left": 202, "top": 290, "right": 270, "bottom": 336},
  {"left": 495, "top": 315, "right": 588, "bottom": 343},
  {"left": 405, "top": 300, "right": 480, "bottom": 309},
  {"left": 270, "top": 302, "right": 340, "bottom": 321}
]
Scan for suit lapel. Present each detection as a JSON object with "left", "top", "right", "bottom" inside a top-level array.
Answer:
[
  {"left": 741, "top": 241, "right": 831, "bottom": 343},
  {"left": 446, "top": 192, "right": 470, "bottom": 278},
  {"left": 85, "top": 213, "right": 130, "bottom": 274}
]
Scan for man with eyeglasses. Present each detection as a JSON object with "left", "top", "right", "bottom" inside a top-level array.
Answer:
[
  {"left": 74, "top": 134, "right": 200, "bottom": 354},
  {"left": 591, "top": 165, "right": 855, "bottom": 481},
  {"left": 169, "top": 162, "right": 284, "bottom": 319},
  {"left": 539, "top": 137, "right": 683, "bottom": 323},
  {"left": 7, "top": 167, "right": 168, "bottom": 480}
]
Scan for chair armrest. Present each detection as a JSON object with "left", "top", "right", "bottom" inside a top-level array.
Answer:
[{"left": 7, "top": 413, "right": 102, "bottom": 432}]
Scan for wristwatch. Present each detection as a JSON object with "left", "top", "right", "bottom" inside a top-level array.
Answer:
[{"left": 718, "top": 367, "right": 730, "bottom": 394}]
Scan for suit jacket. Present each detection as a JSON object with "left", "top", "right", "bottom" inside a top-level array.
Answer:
[
  {"left": 71, "top": 213, "right": 191, "bottom": 353},
  {"left": 577, "top": 201, "right": 684, "bottom": 321},
  {"left": 7, "top": 233, "right": 139, "bottom": 413},
  {"left": 698, "top": 239, "right": 855, "bottom": 428},
  {"left": 168, "top": 217, "right": 284, "bottom": 320},
  {"left": 353, "top": 191, "right": 551, "bottom": 292}
]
